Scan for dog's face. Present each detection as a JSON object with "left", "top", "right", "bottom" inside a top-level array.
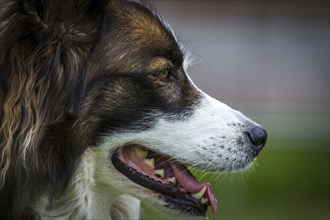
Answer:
[{"left": 77, "top": 1, "right": 267, "bottom": 217}]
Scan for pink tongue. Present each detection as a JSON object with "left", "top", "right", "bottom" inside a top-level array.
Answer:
[{"left": 171, "top": 162, "right": 218, "bottom": 213}]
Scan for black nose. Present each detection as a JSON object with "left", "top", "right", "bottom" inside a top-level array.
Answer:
[{"left": 246, "top": 126, "right": 267, "bottom": 153}]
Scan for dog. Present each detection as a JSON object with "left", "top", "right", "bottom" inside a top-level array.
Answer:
[{"left": 0, "top": 0, "right": 267, "bottom": 219}]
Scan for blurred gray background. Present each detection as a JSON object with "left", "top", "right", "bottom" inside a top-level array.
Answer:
[{"left": 146, "top": 1, "right": 330, "bottom": 219}]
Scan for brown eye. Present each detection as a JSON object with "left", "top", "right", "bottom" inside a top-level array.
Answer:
[{"left": 158, "top": 69, "right": 170, "bottom": 80}]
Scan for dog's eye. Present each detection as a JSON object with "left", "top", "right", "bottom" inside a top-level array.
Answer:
[
  {"left": 158, "top": 68, "right": 174, "bottom": 81},
  {"left": 158, "top": 69, "right": 170, "bottom": 79}
]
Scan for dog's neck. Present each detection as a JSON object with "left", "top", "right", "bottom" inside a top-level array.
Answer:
[{"left": 35, "top": 150, "right": 141, "bottom": 219}]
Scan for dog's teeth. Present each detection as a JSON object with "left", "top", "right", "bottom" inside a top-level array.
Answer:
[
  {"left": 201, "top": 198, "right": 209, "bottom": 205},
  {"left": 155, "top": 169, "right": 165, "bottom": 178},
  {"left": 144, "top": 158, "right": 155, "bottom": 169},
  {"left": 167, "top": 177, "right": 176, "bottom": 184},
  {"left": 191, "top": 186, "right": 207, "bottom": 200},
  {"left": 135, "top": 146, "right": 148, "bottom": 158}
]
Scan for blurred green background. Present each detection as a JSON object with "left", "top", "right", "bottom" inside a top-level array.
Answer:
[{"left": 145, "top": 1, "right": 330, "bottom": 219}]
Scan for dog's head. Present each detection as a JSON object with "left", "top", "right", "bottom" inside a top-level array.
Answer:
[
  {"left": 81, "top": 1, "right": 267, "bottom": 216},
  {"left": 0, "top": 0, "right": 267, "bottom": 218}
]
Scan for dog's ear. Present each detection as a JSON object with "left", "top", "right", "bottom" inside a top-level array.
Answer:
[
  {"left": 0, "top": 1, "right": 106, "bottom": 216},
  {"left": 0, "top": 1, "right": 107, "bottom": 218}
]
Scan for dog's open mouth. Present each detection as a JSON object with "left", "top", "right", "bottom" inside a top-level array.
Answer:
[{"left": 111, "top": 144, "right": 217, "bottom": 216}]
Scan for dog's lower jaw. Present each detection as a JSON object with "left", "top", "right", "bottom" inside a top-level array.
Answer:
[{"left": 35, "top": 149, "right": 142, "bottom": 220}]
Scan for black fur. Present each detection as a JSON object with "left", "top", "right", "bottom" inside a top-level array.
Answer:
[
  {"left": 0, "top": 0, "right": 104, "bottom": 218},
  {"left": 0, "top": 0, "right": 200, "bottom": 219}
]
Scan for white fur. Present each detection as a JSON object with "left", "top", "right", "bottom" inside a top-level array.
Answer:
[
  {"left": 99, "top": 92, "right": 258, "bottom": 172},
  {"left": 36, "top": 150, "right": 142, "bottom": 219},
  {"left": 36, "top": 150, "right": 95, "bottom": 219}
]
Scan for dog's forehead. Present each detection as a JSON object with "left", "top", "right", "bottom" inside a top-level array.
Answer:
[
  {"left": 90, "top": 1, "right": 183, "bottom": 74},
  {"left": 108, "top": 1, "right": 175, "bottom": 47}
]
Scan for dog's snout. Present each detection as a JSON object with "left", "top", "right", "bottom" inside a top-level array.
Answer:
[{"left": 246, "top": 126, "right": 267, "bottom": 153}]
